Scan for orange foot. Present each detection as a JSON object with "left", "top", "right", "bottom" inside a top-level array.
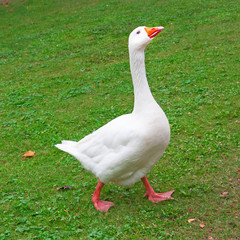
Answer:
[
  {"left": 93, "top": 199, "right": 115, "bottom": 212},
  {"left": 144, "top": 190, "right": 174, "bottom": 203},
  {"left": 141, "top": 176, "right": 174, "bottom": 203}
]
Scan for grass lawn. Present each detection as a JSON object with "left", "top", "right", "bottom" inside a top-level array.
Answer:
[{"left": 0, "top": 0, "right": 239, "bottom": 239}]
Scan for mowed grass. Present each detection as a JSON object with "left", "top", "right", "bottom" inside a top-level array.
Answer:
[{"left": 0, "top": 0, "right": 239, "bottom": 239}]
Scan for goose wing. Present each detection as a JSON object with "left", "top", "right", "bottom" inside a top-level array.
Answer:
[{"left": 56, "top": 114, "right": 148, "bottom": 183}]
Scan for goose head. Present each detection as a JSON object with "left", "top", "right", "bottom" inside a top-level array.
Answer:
[{"left": 128, "top": 26, "right": 164, "bottom": 52}]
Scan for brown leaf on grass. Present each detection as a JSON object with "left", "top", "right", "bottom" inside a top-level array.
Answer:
[
  {"left": 220, "top": 191, "right": 229, "bottom": 196},
  {"left": 199, "top": 222, "right": 205, "bottom": 228},
  {"left": 56, "top": 186, "right": 72, "bottom": 191},
  {"left": 188, "top": 218, "right": 196, "bottom": 223},
  {"left": 23, "top": 151, "right": 35, "bottom": 157}
]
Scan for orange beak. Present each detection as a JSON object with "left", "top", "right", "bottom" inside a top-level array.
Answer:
[{"left": 144, "top": 27, "right": 164, "bottom": 39}]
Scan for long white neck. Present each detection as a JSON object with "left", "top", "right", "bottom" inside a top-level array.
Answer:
[{"left": 129, "top": 48, "right": 157, "bottom": 113}]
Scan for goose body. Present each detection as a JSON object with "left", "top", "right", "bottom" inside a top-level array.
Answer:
[
  {"left": 57, "top": 106, "right": 170, "bottom": 186},
  {"left": 56, "top": 26, "right": 173, "bottom": 211}
]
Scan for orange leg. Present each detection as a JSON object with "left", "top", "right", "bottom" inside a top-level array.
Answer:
[
  {"left": 92, "top": 179, "right": 114, "bottom": 212},
  {"left": 141, "top": 176, "right": 174, "bottom": 203}
]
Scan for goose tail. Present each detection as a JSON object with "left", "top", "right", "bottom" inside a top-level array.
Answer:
[{"left": 55, "top": 140, "right": 79, "bottom": 157}]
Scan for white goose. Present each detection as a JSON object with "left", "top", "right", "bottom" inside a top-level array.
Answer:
[{"left": 56, "top": 26, "right": 174, "bottom": 212}]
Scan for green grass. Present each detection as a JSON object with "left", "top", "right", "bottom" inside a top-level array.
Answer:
[{"left": 0, "top": 0, "right": 239, "bottom": 239}]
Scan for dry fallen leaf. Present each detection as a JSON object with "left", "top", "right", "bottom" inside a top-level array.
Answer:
[
  {"left": 199, "top": 222, "right": 205, "bottom": 228},
  {"left": 188, "top": 218, "right": 196, "bottom": 223},
  {"left": 220, "top": 191, "right": 229, "bottom": 196},
  {"left": 23, "top": 151, "right": 35, "bottom": 157},
  {"left": 56, "top": 186, "right": 72, "bottom": 191}
]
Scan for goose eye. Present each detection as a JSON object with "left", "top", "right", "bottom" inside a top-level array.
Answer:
[{"left": 136, "top": 31, "right": 140, "bottom": 34}]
